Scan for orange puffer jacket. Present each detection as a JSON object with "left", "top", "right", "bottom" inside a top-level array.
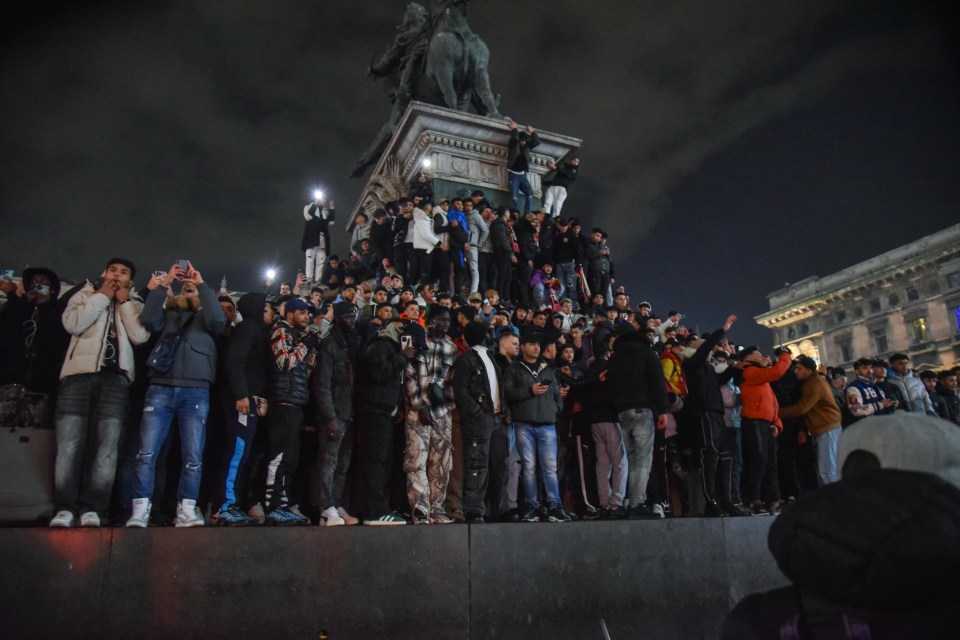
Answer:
[{"left": 738, "top": 352, "right": 792, "bottom": 433}]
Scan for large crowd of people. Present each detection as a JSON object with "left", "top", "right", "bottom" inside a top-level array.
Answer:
[{"left": 1, "top": 172, "right": 959, "bottom": 529}]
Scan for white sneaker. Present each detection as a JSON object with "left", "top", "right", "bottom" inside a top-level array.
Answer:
[
  {"left": 320, "top": 507, "right": 345, "bottom": 527},
  {"left": 248, "top": 502, "right": 266, "bottom": 525},
  {"left": 49, "top": 510, "right": 75, "bottom": 528},
  {"left": 126, "top": 498, "right": 151, "bottom": 528},
  {"left": 175, "top": 499, "right": 205, "bottom": 527},
  {"left": 79, "top": 511, "right": 101, "bottom": 528},
  {"left": 652, "top": 503, "right": 665, "bottom": 519},
  {"left": 337, "top": 507, "right": 360, "bottom": 526}
]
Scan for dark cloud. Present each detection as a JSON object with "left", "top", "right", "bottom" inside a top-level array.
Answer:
[{"left": 2, "top": 1, "right": 957, "bottom": 346}]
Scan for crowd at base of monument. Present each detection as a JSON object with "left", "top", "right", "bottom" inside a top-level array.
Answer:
[{"left": 1, "top": 241, "right": 958, "bottom": 533}]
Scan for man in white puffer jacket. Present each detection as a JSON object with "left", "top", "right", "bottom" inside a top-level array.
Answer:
[
  {"left": 49, "top": 257, "right": 151, "bottom": 529},
  {"left": 411, "top": 203, "right": 441, "bottom": 288}
]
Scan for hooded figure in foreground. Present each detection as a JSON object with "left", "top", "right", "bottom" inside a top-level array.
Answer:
[{"left": 721, "top": 413, "right": 960, "bottom": 639}]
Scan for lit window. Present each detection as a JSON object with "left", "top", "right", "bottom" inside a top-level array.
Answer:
[{"left": 912, "top": 317, "right": 928, "bottom": 343}]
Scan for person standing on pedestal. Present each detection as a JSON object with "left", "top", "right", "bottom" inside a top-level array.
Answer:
[
  {"left": 506, "top": 120, "right": 540, "bottom": 214},
  {"left": 302, "top": 194, "right": 335, "bottom": 285},
  {"left": 542, "top": 156, "right": 579, "bottom": 219}
]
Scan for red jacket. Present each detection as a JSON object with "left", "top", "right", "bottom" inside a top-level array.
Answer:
[{"left": 738, "top": 352, "right": 791, "bottom": 433}]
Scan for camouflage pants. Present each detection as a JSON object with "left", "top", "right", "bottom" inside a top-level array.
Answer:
[{"left": 404, "top": 410, "right": 453, "bottom": 517}]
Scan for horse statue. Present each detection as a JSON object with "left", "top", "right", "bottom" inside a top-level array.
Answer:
[{"left": 352, "top": 0, "right": 501, "bottom": 178}]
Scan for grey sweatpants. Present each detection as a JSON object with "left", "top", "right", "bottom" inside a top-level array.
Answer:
[{"left": 592, "top": 422, "right": 628, "bottom": 508}]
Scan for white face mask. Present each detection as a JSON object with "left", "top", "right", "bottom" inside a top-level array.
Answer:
[{"left": 713, "top": 362, "right": 728, "bottom": 374}]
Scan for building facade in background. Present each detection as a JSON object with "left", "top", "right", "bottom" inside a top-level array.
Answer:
[{"left": 756, "top": 223, "right": 960, "bottom": 370}]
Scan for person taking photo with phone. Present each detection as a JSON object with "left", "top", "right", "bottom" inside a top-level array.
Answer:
[
  {"left": 126, "top": 261, "right": 227, "bottom": 528},
  {"left": 0, "top": 267, "right": 70, "bottom": 404}
]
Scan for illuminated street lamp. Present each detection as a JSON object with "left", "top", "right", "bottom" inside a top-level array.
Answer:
[{"left": 265, "top": 267, "right": 277, "bottom": 293}]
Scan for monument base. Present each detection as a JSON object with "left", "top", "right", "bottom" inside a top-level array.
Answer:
[
  {"left": 0, "top": 518, "right": 786, "bottom": 639},
  {"left": 349, "top": 102, "right": 582, "bottom": 227}
]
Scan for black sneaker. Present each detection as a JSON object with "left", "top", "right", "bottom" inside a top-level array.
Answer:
[
  {"left": 411, "top": 509, "right": 430, "bottom": 525},
  {"left": 465, "top": 514, "right": 486, "bottom": 524},
  {"left": 721, "top": 501, "right": 752, "bottom": 517},
  {"left": 498, "top": 509, "right": 520, "bottom": 523},
  {"left": 703, "top": 501, "right": 725, "bottom": 518},
  {"left": 611, "top": 505, "right": 629, "bottom": 520},
  {"left": 582, "top": 507, "right": 603, "bottom": 521},
  {"left": 750, "top": 502, "right": 772, "bottom": 516},
  {"left": 520, "top": 507, "right": 540, "bottom": 523},
  {"left": 546, "top": 506, "right": 573, "bottom": 522},
  {"left": 629, "top": 505, "right": 659, "bottom": 520}
]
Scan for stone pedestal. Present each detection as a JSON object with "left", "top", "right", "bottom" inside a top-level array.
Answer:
[{"left": 349, "top": 101, "right": 582, "bottom": 229}]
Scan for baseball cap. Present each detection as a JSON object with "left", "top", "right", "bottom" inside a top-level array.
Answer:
[{"left": 838, "top": 414, "right": 960, "bottom": 490}]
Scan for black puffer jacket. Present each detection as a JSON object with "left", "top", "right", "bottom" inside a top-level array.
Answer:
[
  {"left": 514, "top": 218, "right": 538, "bottom": 264},
  {"left": 369, "top": 218, "right": 394, "bottom": 264},
  {"left": 453, "top": 348, "right": 506, "bottom": 422},
  {"left": 224, "top": 293, "right": 271, "bottom": 401},
  {"left": 503, "top": 357, "right": 563, "bottom": 425},
  {"left": 572, "top": 359, "right": 618, "bottom": 425},
  {"left": 391, "top": 213, "right": 411, "bottom": 248},
  {"left": 313, "top": 324, "right": 359, "bottom": 423},
  {"left": 606, "top": 331, "right": 668, "bottom": 415},
  {"left": 507, "top": 129, "right": 540, "bottom": 172},
  {"left": 682, "top": 328, "right": 726, "bottom": 415},
  {"left": 489, "top": 218, "right": 513, "bottom": 260},
  {"left": 356, "top": 331, "right": 407, "bottom": 416},
  {"left": 543, "top": 161, "right": 578, "bottom": 188},
  {"left": 0, "top": 292, "right": 69, "bottom": 394},
  {"left": 722, "top": 469, "right": 960, "bottom": 639}
]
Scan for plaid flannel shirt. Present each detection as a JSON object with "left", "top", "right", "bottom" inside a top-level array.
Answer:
[{"left": 404, "top": 334, "right": 457, "bottom": 420}]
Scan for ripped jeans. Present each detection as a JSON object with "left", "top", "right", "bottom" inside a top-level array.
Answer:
[{"left": 133, "top": 385, "right": 209, "bottom": 502}]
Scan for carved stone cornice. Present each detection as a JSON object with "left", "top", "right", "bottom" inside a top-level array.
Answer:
[{"left": 349, "top": 102, "right": 582, "bottom": 230}]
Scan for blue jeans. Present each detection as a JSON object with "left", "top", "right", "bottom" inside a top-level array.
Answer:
[
  {"left": 54, "top": 372, "right": 129, "bottom": 514},
  {"left": 509, "top": 172, "right": 533, "bottom": 214},
  {"left": 812, "top": 426, "right": 841, "bottom": 485},
  {"left": 515, "top": 422, "right": 560, "bottom": 509},
  {"left": 532, "top": 283, "right": 550, "bottom": 309},
  {"left": 134, "top": 385, "right": 209, "bottom": 502},
  {"left": 554, "top": 260, "right": 578, "bottom": 309}
]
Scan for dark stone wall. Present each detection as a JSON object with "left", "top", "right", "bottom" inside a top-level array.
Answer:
[{"left": 0, "top": 518, "right": 786, "bottom": 640}]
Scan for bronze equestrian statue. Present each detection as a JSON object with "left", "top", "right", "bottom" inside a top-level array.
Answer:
[{"left": 353, "top": 0, "right": 501, "bottom": 178}]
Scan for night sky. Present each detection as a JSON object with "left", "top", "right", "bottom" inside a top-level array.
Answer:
[{"left": 2, "top": 1, "right": 957, "bottom": 347}]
